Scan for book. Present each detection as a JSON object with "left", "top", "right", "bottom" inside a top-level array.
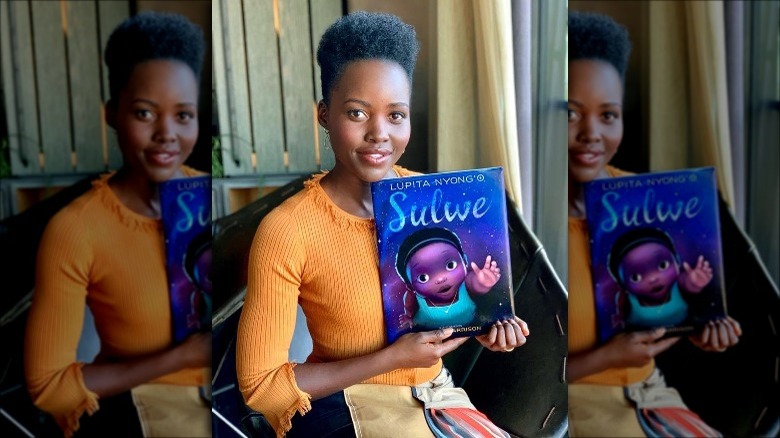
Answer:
[
  {"left": 159, "top": 176, "right": 212, "bottom": 343},
  {"left": 371, "top": 167, "right": 515, "bottom": 343},
  {"left": 584, "top": 167, "right": 727, "bottom": 343}
]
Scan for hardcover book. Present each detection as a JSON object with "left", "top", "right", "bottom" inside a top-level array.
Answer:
[
  {"left": 371, "top": 167, "right": 515, "bottom": 343},
  {"left": 584, "top": 167, "right": 726, "bottom": 343},
  {"left": 159, "top": 176, "right": 212, "bottom": 343}
]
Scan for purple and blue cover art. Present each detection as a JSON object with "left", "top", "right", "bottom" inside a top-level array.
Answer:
[
  {"left": 159, "top": 176, "right": 212, "bottom": 343},
  {"left": 371, "top": 167, "right": 515, "bottom": 343},
  {"left": 584, "top": 167, "right": 727, "bottom": 343}
]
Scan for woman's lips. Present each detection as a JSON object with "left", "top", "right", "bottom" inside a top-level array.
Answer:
[
  {"left": 570, "top": 149, "right": 603, "bottom": 166},
  {"left": 357, "top": 149, "right": 391, "bottom": 166},
  {"left": 146, "top": 149, "right": 179, "bottom": 166}
]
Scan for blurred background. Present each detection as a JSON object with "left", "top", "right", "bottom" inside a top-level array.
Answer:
[{"left": 570, "top": 0, "right": 779, "bottom": 286}]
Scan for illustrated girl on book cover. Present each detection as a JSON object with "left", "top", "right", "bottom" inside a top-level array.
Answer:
[
  {"left": 395, "top": 227, "right": 501, "bottom": 330},
  {"left": 608, "top": 227, "right": 713, "bottom": 330}
]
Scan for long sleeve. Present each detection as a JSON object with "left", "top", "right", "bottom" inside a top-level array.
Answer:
[
  {"left": 236, "top": 207, "right": 311, "bottom": 437},
  {"left": 25, "top": 209, "right": 99, "bottom": 436}
]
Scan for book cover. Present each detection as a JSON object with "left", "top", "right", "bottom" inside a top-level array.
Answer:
[
  {"left": 584, "top": 167, "right": 726, "bottom": 343},
  {"left": 372, "top": 167, "right": 515, "bottom": 343},
  {"left": 159, "top": 176, "right": 212, "bottom": 343}
]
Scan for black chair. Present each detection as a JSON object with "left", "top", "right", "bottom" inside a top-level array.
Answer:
[
  {"left": 0, "top": 175, "right": 99, "bottom": 436},
  {"left": 211, "top": 175, "right": 569, "bottom": 438},
  {"left": 655, "top": 197, "right": 780, "bottom": 437}
]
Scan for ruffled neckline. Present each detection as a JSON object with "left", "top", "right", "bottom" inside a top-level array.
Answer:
[
  {"left": 304, "top": 166, "right": 409, "bottom": 232},
  {"left": 92, "top": 173, "right": 162, "bottom": 233},
  {"left": 304, "top": 172, "right": 376, "bottom": 232}
]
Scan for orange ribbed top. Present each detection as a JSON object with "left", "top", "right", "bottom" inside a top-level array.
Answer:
[
  {"left": 568, "top": 166, "right": 654, "bottom": 385},
  {"left": 24, "top": 168, "right": 206, "bottom": 436},
  {"left": 236, "top": 167, "right": 442, "bottom": 436}
]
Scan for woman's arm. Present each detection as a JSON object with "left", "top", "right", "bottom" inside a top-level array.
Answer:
[
  {"left": 567, "top": 328, "right": 679, "bottom": 382},
  {"left": 295, "top": 329, "right": 466, "bottom": 400},
  {"left": 82, "top": 332, "right": 210, "bottom": 398}
]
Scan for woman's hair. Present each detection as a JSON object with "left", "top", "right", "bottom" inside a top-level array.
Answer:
[
  {"left": 104, "top": 12, "right": 205, "bottom": 104},
  {"left": 316, "top": 11, "right": 419, "bottom": 104},
  {"left": 568, "top": 11, "right": 632, "bottom": 80}
]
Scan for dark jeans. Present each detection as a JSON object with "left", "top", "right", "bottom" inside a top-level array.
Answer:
[
  {"left": 73, "top": 391, "right": 143, "bottom": 438},
  {"left": 286, "top": 391, "right": 356, "bottom": 438}
]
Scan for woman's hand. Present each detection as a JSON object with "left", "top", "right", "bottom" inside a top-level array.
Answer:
[
  {"left": 176, "top": 331, "right": 212, "bottom": 369},
  {"left": 476, "top": 316, "right": 529, "bottom": 352},
  {"left": 387, "top": 328, "right": 468, "bottom": 369},
  {"left": 688, "top": 316, "right": 741, "bottom": 352},
  {"left": 602, "top": 328, "right": 680, "bottom": 369}
]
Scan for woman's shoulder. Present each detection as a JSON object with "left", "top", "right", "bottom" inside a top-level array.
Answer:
[
  {"left": 394, "top": 165, "right": 423, "bottom": 177},
  {"left": 181, "top": 166, "right": 208, "bottom": 177},
  {"left": 606, "top": 165, "right": 634, "bottom": 178}
]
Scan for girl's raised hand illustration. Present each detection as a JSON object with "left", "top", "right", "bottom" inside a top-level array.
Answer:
[
  {"left": 679, "top": 255, "right": 713, "bottom": 293},
  {"left": 466, "top": 255, "right": 501, "bottom": 294}
]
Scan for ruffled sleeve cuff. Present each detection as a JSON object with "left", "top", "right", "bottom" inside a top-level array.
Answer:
[
  {"left": 34, "top": 363, "right": 100, "bottom": 437},
  {"left": 241, "top": 362, "right": 311, "bottom": 438}
]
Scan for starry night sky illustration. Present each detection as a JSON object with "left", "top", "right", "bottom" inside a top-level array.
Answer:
[
  {"left": 159, "top": 176, "right": 211, "bottom": 343},
  {"left": 372, "top": 168, "right": 515, "bottom": 343},
  {"left": 584, "top": 168, "right": 726, "bottom": 343}
]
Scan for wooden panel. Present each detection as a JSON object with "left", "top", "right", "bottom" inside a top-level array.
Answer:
[
  {"left": 97, "top": 0, "right": 129, "bottom": 171},
  {"left": 3, "top": 1, "right": 42, "bottom": 175},
  {"left": 31, "top": 0, "right": 73, "bottom": 173},
  {"left": 309, "top": 0, "right": 341, "bottom": 171},
  {"left": 66, "top": 0, "right": 104, "bottom": 172},
  {"left": 219, "top": 0, "right": 254, "bottom": 176},
  {"left": 212, "top": 0, "right": 232, "bottom": 176},
  {"left": 278, "top": 0, "right": 317, "bottom": 172},
  {"left": 243, "top": 0, "right": 285, "bottom": 174}
]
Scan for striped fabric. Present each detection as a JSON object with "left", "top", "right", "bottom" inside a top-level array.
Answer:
[
  {"left": 638, "top": 407, "right": 722, "bottom": 438},
  {"left": 424, "top": 407, "right": 511, "bottom": 438}
]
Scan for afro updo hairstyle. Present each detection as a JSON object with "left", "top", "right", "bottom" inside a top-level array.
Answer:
[
  {"left": 316, "top": 11, "right": 419, "bottom": 105},
  {"left": 104, "top": 12, "right": 205, "bottom": 106},
  {"left": 568, "top": 11, "right": 632, "bottom": 81}
]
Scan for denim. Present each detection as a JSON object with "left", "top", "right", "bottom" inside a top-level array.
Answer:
[{"left": 287, "top": 391, "right": 356, "bottom": 438}]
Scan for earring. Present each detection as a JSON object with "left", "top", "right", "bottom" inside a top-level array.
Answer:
[{"left": 324, "top": 129, "right": 331, "bottom": 150}]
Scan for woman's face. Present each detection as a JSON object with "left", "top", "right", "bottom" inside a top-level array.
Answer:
[
  {"left": 568, "top": 60, "right": 624, "bottom": 184},
  {"left": 108, "top": 59, "right": 199, "bottom": 183},
  {"left": 319, "top": 59, "right": 411, "bottom": 183}
]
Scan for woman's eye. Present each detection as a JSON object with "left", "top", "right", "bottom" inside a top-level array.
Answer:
[
  {"left": 630, "top": 273, "right": 642, "bottom": 283},
  {"left": 567, "top": 109, "right": 578, "bottom": 121},
  {"left": 135, "top": 109, "right": 154, "bottom": 120},
  {"left": 417, "top": 273, "right": 429, "bottom": 284},
  {"left": 347, "top": 109, "right": 367, "bottom": 120},
  {"left": 177, "top": 112, "right": 195, "bottom": 122},
  {"left": 602, "top": 112, "right": 618, "bottom": 122},
  {"left": 389, "top": 111, "right": 407, "bottom": 122},
  {"left": 445, "top": 260, "right": 458, "bottom": 271},
  {"left": 659, "top": 260, "right": 670, "bottom": 270}
]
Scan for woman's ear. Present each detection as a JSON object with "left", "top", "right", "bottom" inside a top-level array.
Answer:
[
  {"left": 317, "top": 100, "right": 328, "bottom": 130},
  {"left": 105, "top": 101, "right": 116, "bottom": 130}
]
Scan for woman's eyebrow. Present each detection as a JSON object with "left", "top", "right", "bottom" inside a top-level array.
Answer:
[{"left": 343, "top": 98, "right": 409, "bottom": 109}]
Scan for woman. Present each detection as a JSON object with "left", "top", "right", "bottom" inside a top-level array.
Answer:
[
  {"left": 24, "top": 13, "right": 210, "bottom": 437},
  {"left": 237, "top": 11, "right": 529, "bottom": 438},
  {"left": 567, "top": 10, "right": 741, "bottom": 437}
]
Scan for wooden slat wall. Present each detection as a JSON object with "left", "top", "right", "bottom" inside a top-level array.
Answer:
[
  {"left": 310, "top": 0, "right": 341, "bottom": 171},
  {"left": 97, "top": 1, "right": 130, "bottom": 171},
  {"left": 243, "top": 0, "right": 285, "bottom": 174},
  {"left": 213, "top": 0, "right": 342, "bottom": 177},
  {"left": 31, "top": 1, "right": 72, "bottom": 174},
  {"left": 0, "top": 0, "right": 129, "bottom": 176}
]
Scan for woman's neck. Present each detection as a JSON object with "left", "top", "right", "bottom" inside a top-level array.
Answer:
[
  {"left": 569, "top": 168, "right": 611, "bottom": 218},
  {"left": 320, "top": 165, "right": 396, "bottom": 219},
  {"left": 108, "top": 167, "right": 164, "bottom": 219},
  {"left": 568, "top": 179, "right": 587, "bottom": 219}
]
